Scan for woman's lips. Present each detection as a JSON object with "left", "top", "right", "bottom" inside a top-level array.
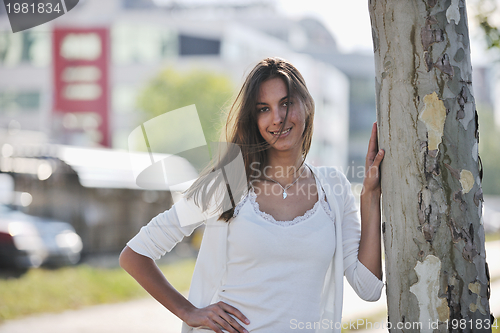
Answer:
[{"left": 269, "top": 127, "right": 292, "bottom": 138}]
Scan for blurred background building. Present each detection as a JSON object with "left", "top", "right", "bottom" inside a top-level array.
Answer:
[
  {"left": 0, "top": 0, "right": 350, "bottom": 161},
  {"left": 0, "top": 0, "right": 350, "bottom": 255}
]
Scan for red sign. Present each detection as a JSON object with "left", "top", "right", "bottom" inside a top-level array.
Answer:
[{"left": 53, "top": 27, "right": 110, "bottom": 147}]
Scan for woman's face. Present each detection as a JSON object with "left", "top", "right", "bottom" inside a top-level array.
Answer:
[{"left": 256, "top": 77, "right": 306, "bottom": 157}]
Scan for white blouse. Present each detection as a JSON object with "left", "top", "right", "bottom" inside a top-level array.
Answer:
[
  {"left": 127, "top": 165, "right": 384, "bottom": 333},
  {"left": 191, "top": 175, "right": 379, "bottom": 332}
]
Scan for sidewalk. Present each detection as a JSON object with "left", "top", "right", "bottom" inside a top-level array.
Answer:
[
  {"left": 0, "top": 297, "right": 183, "bottom": 333},
  {"left": 1, "top": 242, "right": 499, "bottom": 333}
]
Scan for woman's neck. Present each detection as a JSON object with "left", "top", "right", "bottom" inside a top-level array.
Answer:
[{"left": 265, "top": 151, "right": 305, "bottom": 183}]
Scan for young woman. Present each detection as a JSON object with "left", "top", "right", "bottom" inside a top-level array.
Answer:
[{"left": 120, "top": 57, "right": 385, "bottom": 333}]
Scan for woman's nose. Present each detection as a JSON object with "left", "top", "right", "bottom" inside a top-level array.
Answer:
[{"left": 271, "top": 106, "right": 284, "bottom": 124}]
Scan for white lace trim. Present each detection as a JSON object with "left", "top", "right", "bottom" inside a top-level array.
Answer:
[
  {"left": 232, "top": 177, "right": 335, "bottom": 225},
  {"left": 246, "top": 189, "right": 334, "bottom": 226},
  {"left": 320, "top": 198, "right": 335, "bottom": 222},
  {"left": 232, "top": 195, "right": 248, "bottom": 217}
]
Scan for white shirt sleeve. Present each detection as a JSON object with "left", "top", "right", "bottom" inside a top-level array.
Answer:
[
  {"left": 339, "top": 172, "right": 384, "bottom": 302},
  {"left": 126, "top": 197, "right": 205, "bottom": 260},
  {"left": 345, "top": 260, "right": 384, "bottom": 302}
]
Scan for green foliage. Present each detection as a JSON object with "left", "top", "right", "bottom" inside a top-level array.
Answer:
[
  {"left": 0, "top": 259, "right": 195, "bottom": 322},
  {"left": 136, "top": 67, "right": 235, "bottom": 152},
  {"left": 477, "top": 105, "right": 500, "bottom": 195},
  {"left": 476, "top": 0, "right": 500, "bottom": 50},
  {"left": 494, "top": 321, "right": 500, "bottom": 333},
  {"left": 485, "top": 231, "right": 500, "bottom": 242}
]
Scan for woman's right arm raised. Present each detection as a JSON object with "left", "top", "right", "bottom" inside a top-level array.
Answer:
[{"left": 119, "top": 246, "right": 250, "bottom": 333}]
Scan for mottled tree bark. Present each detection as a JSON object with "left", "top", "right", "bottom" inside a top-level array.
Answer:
[{"left": 369, "top": 1, "right": 492, "bottom": 332}]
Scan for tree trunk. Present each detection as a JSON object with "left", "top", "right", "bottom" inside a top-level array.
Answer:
[{"left": 369, "top": 1, "right": 492, "bottom": 332}]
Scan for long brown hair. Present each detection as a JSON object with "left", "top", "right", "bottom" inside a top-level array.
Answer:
[{"left": 184, "top": 57, "right": 315, "bottom": 222}]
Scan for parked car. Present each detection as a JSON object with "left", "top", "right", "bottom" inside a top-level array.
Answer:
[{"left": 0, "top": 205, "right": 82, "bottom": 269}]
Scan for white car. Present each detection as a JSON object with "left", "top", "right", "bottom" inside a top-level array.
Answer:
[{"left": 0, "top": 205, "right": 82, "bottom": 268}]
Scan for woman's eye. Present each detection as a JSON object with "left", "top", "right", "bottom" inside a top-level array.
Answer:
[
  {"left": 258, "top": 107, "right": 269, "bottom": 112},
  {"left": 282, "top": 101, "right": 292, "bottom": 107}
]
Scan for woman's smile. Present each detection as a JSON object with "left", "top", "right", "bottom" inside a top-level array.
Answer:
[{"left": 269, "top": 126, "right": 292, "bottom": 137}]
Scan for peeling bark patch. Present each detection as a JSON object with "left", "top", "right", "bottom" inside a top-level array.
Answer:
[
  {"left": 421, "top": 15, "right": 445, "bottom": 72},
  {"left": 472, "top": 141, "right": 478, "bottom": 161},
  {"left": 422, "top": 223, "right": 437, "bottom": 242},
  {"left": 425, "top": 52, "right": 433, "bottom": 72},
  {"left": 454, "top": 48, "right": 465, "bottom": 62},
  {"left": 410, "top": 255, "right": 450, "bottom": 329},
  {"left": 382, "top": 55, "right": 394, "bottom": 79},
  {"left": 446, "top": 0, "right": 460, "bottom": 24},
  {"left": 426, "top": 151, "right": 440, "bottom": 176},
  {"left": 470, "top": 298, "right": 487, "bottom": 315},
  {"left": 418, "top": 191, "right": 426, "bottom": 225},
  {"left": 458, "top": 87, "right": 467, "bottom": 106},
  {"left": 469, "top": 282, "right": 487, "bottom": 315},
  {"left": 434, "top": 54, "right": 454, "bottom": 77},
  {"left": 459, "top": 102, "right": 474, "bottom": 129},
  {"left": 463, "top": 231, "right": 478, "bottom": 262},
  {"left": 449, "top": 218, "right": 478, "bottom": 262},
  {"left": 421, "top": 16, "right": 444, "bottom": 51},
  {"left": 446, "top": 274, "right": 462, "bottom": 326},
  {"left": 427, "top": 0, "right": 437, "bottom": 7},
  {"left": 458, "top": 87, "right": 474, "bottom": 129},
  {"left": 449, "top": 218, "right": 464, "bottom": 243},
  {"left": 428, "top": 149, "right": 438, "bottom": 158},
  {"left": 419, "top": 92, "right": 446, "bottom": 151},
  {"left": 417, "top": 184, "right": 446, "bottom": 243},
  {"left": 459, "top": 169, "right": 474, "bottom": 193},
  {"left": 455, "top": 7, "right": 470, "bottom": 48},
  {"left": 453, "top": 190, "right": 467, "bottom": 211},
  {"left": 474, "top": 188, "right": 483, "bottom": 206},
  {"left": 371, "top": 28, "right": 379, "bottom": 52},
  {"left": 447, "top": 66, "right": 462, "bottom": 95},
  {"left": 468, "top": 281, "right": 481, "bottom": 295}
]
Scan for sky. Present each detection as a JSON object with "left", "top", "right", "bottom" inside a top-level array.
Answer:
[
  {"left": 275, "top": 0, "right": 374, "bottom": 54},
  {"left": 153, "top": 0, "right": 376, "bottom": 53},
  {"left": 153, "top": 0, "right": 499, "bottom": 64},
  {"left": 274, "top": 0, "right": 498, "bottom": 65}
]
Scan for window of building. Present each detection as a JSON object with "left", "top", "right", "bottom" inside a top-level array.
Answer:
[
  {"left": 179, "top": 34, "right": 220, "bottom": 56},
  {"left": 0, "top": 91, "right": 41, "bottom": 113},
  {"left": 121, "top": 0, "right": 156, "bottom": 9},
  {"left": 112, "top": 24, "right": 177, "bottom": 65},
  {"left": 0, "top": 29, "right": 51, "bottom": 67}
]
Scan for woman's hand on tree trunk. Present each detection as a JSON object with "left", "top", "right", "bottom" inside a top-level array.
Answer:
[{"left": 363, "top": 122, "right": 384, "bottom": 195}]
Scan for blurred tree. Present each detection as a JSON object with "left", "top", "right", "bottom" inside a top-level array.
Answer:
[
  {"left": 475, "top": 0, "right": 500, "bottom": 195},
  {"left": 477, "top": 105, "right": 500, "bottom": 194},
  {"left": 476, "top": 0, "right": 500, "bottom": 50},
  {"left": 137, "top": 67, "right": 234, "bottom": 148}
]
